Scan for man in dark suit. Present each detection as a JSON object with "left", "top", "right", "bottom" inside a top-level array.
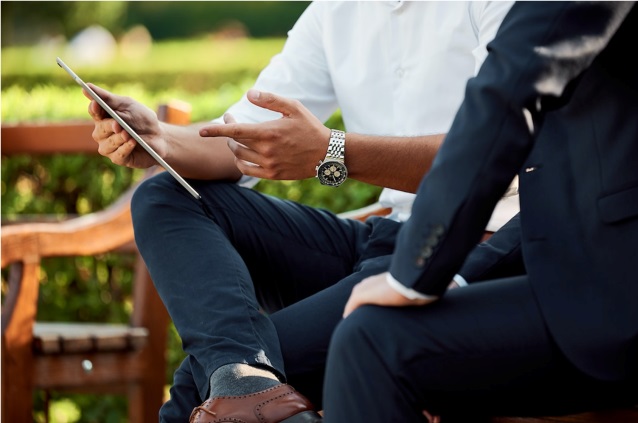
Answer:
[{"left": 322, "top": 2, "right": 638, "bottom": 422}]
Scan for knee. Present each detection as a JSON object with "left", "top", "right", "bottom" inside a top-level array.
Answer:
[
  {"left": 329, "top": 307, "right": 383, "bottom": 361},
  {"left": 131, "top": 172, "right": 187, "bottom": 229},
  {"left": 132, "top": 171, "right": 172, "bottom": 211}
]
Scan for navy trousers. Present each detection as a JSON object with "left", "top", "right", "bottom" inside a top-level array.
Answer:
[
  {"left": 130, "top": 172, "right": 400, "bottom": 421},
  {"left": 323, "top": 276, "right": 637, "bottom": 422}
]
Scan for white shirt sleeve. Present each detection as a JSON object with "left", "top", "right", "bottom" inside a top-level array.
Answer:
[
  {"left": 211, "top": 2, "right": 340, "bottom": 188},
  {"left": 222, "top": 2, "right": 339, "bottom": 125},
  {"left": 386, "top": 273, "right": 439, "bottom": 300},
  {"left": 453, "top": 274, "right": 469, "bottom": 287},
  {"left": 469, "top": 1, "right": 515, "bottom": 73}
]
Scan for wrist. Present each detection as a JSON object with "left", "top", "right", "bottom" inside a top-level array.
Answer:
[{"left": 315, "top": 128, "right": 348, "bottom": 187}]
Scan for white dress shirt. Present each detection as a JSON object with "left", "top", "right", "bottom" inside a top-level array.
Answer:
[{"left": 216, "top": 1, "right": 517, "bottom": 231}]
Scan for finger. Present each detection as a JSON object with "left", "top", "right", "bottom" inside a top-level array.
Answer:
[
  {"left": 200, "top": 121, "right": 268, "bottom": 141},
  {"left": 112, "top": 140, "right": 138, "bottom": 166},
  {"left": 343, "top": 293, "right": 364, "bottom": 318},
  {"left": 112, "top": 119, "right": 128, "bottom": 140},
  {"left": 343, "top": 283, "right": 364, "bottom": 318},
  {"left": 422, "top": 410, "right": 441, "bottom": 423},
  {"left": 86, "top": 83, "right": 130, "bottom": 112},
  {"left": 82, "top": 88, "right": 93, "bottom": 102},
  {"left": 87, "top": 98, "right": 107, "bottom": 121},
  {"left": 91, "top": 115, "right": 124, "bottom": 144},
  {"left": 227, "top": 138, "right": 262, "bottom": 167},
  {"left": 246, "top": 89, "right": 298, "bottom": 117},
  {"left": 98, "top": 132, "right": 136, "bottom": 158},
  {"left": 92, "top": 119, "right": 114, "bottom": 141},
  {"left": 107, "top": 140, "right": 137, "bottom": 167},
  {"left": 83, "top": 85, "right": 117, "bottom": 120},
  {"left": 235, "top": 158, "right": 265, "bottom": 179},
  {"left": 85, "top": 83, "right": 112, "bottom": 103},
  {"left": 200, "top": 123, "right": 249, "bottom": 139}
]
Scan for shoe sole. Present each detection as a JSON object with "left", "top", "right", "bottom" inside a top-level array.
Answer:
[{"left": 280, "top": 411, "right": 323, "bottom": 422}]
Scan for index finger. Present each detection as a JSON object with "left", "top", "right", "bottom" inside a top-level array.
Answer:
[{"left": 199, "top": 121, "right": 271, "bottom": 141}]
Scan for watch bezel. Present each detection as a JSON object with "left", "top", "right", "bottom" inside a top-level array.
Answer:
[{"left": 316, "top": 159, "right": 348, "bottom": 187}]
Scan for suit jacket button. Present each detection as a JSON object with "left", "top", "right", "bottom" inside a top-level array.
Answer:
[
  {"left": 432, "top": 224, "right": 444, "bottom": 236},
  {"left": 420, "top": 246, "right": 433, "bottom": 258},
  {"left": 425, "top": 234, "right": 438, "bottom": 247}
]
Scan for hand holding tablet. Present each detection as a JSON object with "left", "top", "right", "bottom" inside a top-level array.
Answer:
[{"left": 56, "top": 57, "right": 201, "bottom": 200}]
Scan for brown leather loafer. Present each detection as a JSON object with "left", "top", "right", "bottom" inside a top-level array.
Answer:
[{"left": 189, "top": 383, "right": 322, "bottom": 423}]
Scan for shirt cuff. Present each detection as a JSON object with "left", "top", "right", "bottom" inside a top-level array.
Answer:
[
  {"left": 386, "top": 273, "right": 438, "bottom": 300},
  {"left": 453, "top": 274, "right": 469, "bottom": 287}
]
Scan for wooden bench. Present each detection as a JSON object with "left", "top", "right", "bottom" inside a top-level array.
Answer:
[{"left": 1, "top": 101, "right": 190, "bottom": 422}]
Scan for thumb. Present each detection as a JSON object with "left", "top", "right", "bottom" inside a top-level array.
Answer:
[
  {"left": 223, "top": 113, "right": 237, "bottom": 124},
  {"left": 246, "top": 89, "right": 296, "bottom": 117},
  {"left": 86, "top": 83, "right": 125, "bottom": 110}
]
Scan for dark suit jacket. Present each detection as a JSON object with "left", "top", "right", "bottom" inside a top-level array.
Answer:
[{"left": 390, "top": 2, "right": 637, "bottom": 382}]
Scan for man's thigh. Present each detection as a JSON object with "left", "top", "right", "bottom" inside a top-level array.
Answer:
[
  {"left": 194, "top": 180, "right": 371, "bottom": 311},
  {"left": 334, "top": 276, "right": 631, "bottom": 419}
]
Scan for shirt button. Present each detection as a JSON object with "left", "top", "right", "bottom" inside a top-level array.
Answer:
[{"left": 396, "top": 68, "right": 405, "bottom": 77}]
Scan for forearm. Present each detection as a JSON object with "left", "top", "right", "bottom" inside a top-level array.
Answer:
[
  {"left": 162, "top": 121, "right": 243, "bottom": 181},
  {"left": 345, "top": 132, "right": 445, "bottom": 193}
]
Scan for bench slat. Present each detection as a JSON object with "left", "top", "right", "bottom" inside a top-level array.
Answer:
[
  {"left": 33, "top": 322, "right": 148, "bottom": 354},
  {"left": 1, "top": 121, "right": 97, "bottom": 155}
]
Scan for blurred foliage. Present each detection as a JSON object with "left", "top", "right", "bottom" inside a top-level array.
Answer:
[
  {"left": 2, "top": 35, "right": 381, "bottom": 422},
  {"left": 33, "top": 388, "right": 128, "bottom": 423},
  {"left": 123, "top": 2, "right": 311, "bottom": 40},
  {"left": 1, "top": 2, "right": 128, "bottom": 47},
  {"left": 1, "top": 1, "right": 310, "bottom": 47},
  {"left": 1, "top": 37, "right": 287, "bottom": 94}
]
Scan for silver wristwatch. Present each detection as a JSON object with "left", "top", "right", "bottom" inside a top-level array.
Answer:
[{"left": 316, "top": 129, "right": 348, "bottom": 187}]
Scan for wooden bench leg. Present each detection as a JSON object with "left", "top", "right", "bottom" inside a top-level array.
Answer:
[
  {"left": 129, "top": 262, "right": 170, "bottom": 419},
  {"left": 2, "top": 262, "right": 39, "bottom": 423}
]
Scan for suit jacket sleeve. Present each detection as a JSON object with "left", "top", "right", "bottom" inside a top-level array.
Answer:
[{"left": 390, "top": 1, "right": 635, "bottom": 296}]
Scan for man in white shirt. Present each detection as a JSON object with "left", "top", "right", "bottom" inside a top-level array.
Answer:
[{"left": 87, "top": 2, "right": 514, "bottom": 422}]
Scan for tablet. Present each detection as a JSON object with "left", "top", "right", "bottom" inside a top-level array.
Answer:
[{"left": 56, "top": 57, "right": 201, "bottom": 200}]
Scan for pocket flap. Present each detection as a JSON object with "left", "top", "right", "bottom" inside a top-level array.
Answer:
[{"left": 598, "top": 185, "right": 638, "bottom": 223}]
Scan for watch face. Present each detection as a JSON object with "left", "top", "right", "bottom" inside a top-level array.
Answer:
[{"left": 317, "top": 160, "right": 348, "bottom": 187}]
